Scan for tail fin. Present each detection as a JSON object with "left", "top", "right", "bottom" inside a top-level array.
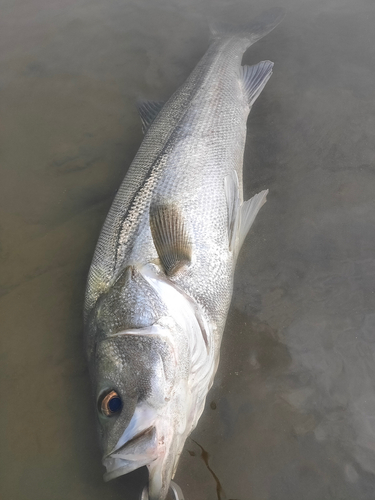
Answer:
[{"left": 210, "top": 7, "right": 285, "bottom": 46}]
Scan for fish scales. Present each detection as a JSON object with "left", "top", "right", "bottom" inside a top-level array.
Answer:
[
  {"left": 86, "top": 39, "right": 247, "bottom": 316},
  {"left": 84, "top": 8, "right": 284, "bottom": 500}
]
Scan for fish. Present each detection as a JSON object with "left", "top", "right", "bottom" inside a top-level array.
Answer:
[{"left": 84, "top": 8, "right": 284, "bottom": 500}]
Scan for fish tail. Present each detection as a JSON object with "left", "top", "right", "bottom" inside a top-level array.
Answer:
[{"left": 209, "top": 7, "right": 285, "bottom": 47}]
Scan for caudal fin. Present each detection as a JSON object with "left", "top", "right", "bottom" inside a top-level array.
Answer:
[{"left": 210, "top": 7, "right": 285, "bottom": 46}]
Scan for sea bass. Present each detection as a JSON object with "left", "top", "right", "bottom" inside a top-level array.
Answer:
[{"left": 84, "top": 8, "right": 283, "bottom": 500}]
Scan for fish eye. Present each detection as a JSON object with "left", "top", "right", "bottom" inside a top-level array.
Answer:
[{"left": 98, "top": 390, "right": 122, "bottom": 417}]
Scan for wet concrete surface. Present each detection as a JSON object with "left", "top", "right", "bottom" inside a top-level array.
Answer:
[{"left": 1, "top": 0, "right": 375, "bottom": 498}]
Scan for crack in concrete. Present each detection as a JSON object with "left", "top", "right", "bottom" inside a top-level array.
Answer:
[{"left": 192, "top": 440, "right": 227, "bottom": 500}]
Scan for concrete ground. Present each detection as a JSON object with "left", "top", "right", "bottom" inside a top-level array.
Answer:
[{"left": 1, "top": 0, "right": 375, "bottom": 498}]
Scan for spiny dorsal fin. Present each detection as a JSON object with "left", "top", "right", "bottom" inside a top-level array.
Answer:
[
  {"left": 224, "top": 170, "right": 268, "bottom": 255},
  {"left": 150, "top": 204, "right": 192, "bottom": 276},
  {"left": 241, "top": 60, "right": 274, "bottom": 107},
  {"left": 137, "top": 100, "right": 165, "bottom": 134}
]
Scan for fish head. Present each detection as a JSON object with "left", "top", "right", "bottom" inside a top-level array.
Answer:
[
  {"left": 87, "top": 265, "right": 214, "bottom": 499},
  {"left": 92, "top": 320, "right": 190, "bottom": 500}
]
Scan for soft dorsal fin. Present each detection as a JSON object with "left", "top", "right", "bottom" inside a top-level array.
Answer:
[
  {"left": 137, "top": 100, "right": 165, "bottom": 133},
  {"left": 224, "top": 170, "right": 268, "bottom": 255},
  {"left": 150, "top": 204, "right": 192, "bottom": 276},
  {"left": 241, "top": 60, "right": 274, "bottom": 107}
]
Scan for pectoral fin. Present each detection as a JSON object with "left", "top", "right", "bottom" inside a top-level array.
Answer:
[
  {"left": 150, "top": 204, "right": 192, "bottom": 276},
  {"left": 225, "top": 170, "right": 268, "bottom": 255}
]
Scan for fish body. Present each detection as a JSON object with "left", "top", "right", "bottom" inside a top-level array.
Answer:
[{"left": 84, "top": 9, "right": 283, "bottom": 500}]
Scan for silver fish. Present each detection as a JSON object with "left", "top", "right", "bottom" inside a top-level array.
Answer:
[{"left": 84, "top": 8, "right": 284, "bottom": 500}]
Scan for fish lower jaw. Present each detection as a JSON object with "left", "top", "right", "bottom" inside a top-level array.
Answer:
[
  {"left": 102, "top": 425, "right": 160, "bottom": 482},
  {"left": 103, "top": 447, "right": 159, "bottom": 482},
  {"left": 102, "top": 419, "right": 182, "bottom": 500}
]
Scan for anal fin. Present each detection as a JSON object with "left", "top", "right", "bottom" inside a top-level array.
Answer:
[
  {"left": 241, "top": 60, "right": 274, "bottom": 107},
  {"left": 150, "top": 204, "right": 192, "bottom": 276}
]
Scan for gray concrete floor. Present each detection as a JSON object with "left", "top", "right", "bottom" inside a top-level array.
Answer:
[{"left": 1, "top": 0, "right": 375, "bottom": 498}]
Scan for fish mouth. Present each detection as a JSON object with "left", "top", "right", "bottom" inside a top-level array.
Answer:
[{"left": 102, "top": 426, "right": 158, "bottom": 482}]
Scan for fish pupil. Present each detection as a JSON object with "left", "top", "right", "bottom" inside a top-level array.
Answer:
[{"left": 108, "top": 397, "right": 122, "bottom": 413}]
